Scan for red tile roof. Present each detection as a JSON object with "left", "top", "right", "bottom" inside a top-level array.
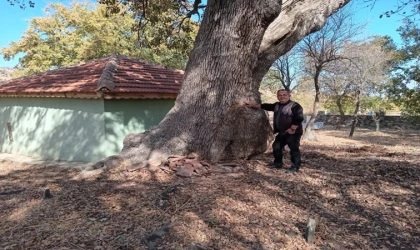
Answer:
[{"left": 0, "top": 56, "right": 184, "bottom": 99}]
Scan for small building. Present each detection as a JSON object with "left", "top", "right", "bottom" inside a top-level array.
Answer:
[{"left": 0, "top": 55, "right": 183, "bottom": 162}]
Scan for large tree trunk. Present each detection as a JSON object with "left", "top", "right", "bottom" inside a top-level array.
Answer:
[
  {"left": 95, "top": 0, "right": 351, "bottom": 169},
  {"left": 118, "top": 0, "right": 281, "bottom": 165},
  {"left": 349, "top": 90, "right": 361, "bottom": 138},
  {"left": 303, "top": 69, "right": 321, "bottom": 141}
]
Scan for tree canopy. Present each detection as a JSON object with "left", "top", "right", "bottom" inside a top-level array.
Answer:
[
  {"left": 386, "top": 10, "right": 420, "bottom": 116},
  {"left": 1, "top": 2, "right": 198, "bottom": 77}
]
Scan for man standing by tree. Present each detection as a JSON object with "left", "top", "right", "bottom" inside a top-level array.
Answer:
[{"left": 245, "top": 90, "right": 304, "bottom": 173}]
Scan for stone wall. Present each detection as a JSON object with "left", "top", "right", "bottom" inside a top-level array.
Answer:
[{"left": 315, "top": 115, "right": 420, "bottom": 130}]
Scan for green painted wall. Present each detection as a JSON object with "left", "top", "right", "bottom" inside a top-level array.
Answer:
[
  {"left": 0, "top": 97, "right": 107, "bottom": 162},
  {"left": 104, "top": 99, "right": 175, "bottom": 153},
  {"left": 0, "top": 97, "right": 175, "bottom": 162}
]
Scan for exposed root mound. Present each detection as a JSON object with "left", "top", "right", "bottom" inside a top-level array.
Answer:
[
  {"left": 161, "top": 154, "right": 241, "bottom": 177},
  {"left": 85, "top": 129, "right": 192, "bottom": 174},
  {"left": 83, "top": 150, "right": 243, "bottom": 178},
  {"left": 85, "top": 105, "right": 272, "bottom": 175}
]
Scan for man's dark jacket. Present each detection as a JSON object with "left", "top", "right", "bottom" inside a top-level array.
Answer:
[{"left": 261, "top": 100, "right": 304, "bottom": 134}]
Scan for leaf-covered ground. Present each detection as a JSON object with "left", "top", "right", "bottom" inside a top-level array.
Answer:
[{"left": 1, "top": 129, "right": 419, "bottom": 250}]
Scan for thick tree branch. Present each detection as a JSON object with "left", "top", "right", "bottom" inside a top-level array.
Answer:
[{"left": 252, "top": 0, "right": 351, "bottom": 84}]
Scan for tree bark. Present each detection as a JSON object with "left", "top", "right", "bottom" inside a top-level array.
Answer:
[
  {"left": 303, "top": 69, "right": 321, "bottom": 141},
  {"left": 373, "top": 111, "right": 383, "bottom": 132},
  {"left": 336, "top": 94, "right": 346, "bottom": 130},
  {"left": 96, "top": 0, "right": 351, "bottom": 169},
  {"left": 349, "top": 90, "right": 361, "bottom": 138},
  {"left": 117, "top": 0, "right": 281, "bottom": 165}
]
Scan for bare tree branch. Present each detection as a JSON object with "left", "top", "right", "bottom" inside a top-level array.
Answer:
[{"left": 177, "top": 0, "right": 206, "bottom": 32}]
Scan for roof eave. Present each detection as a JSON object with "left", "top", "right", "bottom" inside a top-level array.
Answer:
[
  {"left": 0, "top": 92, "right": 100, "bottom": 99},
  {"left": 102, "top": 92, "right": 177, "bottom": 99},
  {"left": 0, "top": 91, "right": 178, "bottom": 99}
]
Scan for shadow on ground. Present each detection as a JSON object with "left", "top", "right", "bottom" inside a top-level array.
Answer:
[
  {"left": 320, "top": 128, "right": 420, "bottom": 148},
  {"left": 1, "top": 133, "right": 419, "bottom": 250}
]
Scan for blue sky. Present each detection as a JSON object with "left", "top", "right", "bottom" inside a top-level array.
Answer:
[
  {"left": 0, "top": 0, "right": 410, "bottom": 68},
  {"left": 0, "top": 0, "right": 49, "bottom": 67},
  {"left": 352, "top": 1, "right": 406, "bottom": 42}
]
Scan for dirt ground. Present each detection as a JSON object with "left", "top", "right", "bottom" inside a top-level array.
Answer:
[{"left": 1, "top": 129, "right": 419, "bottom": 250}]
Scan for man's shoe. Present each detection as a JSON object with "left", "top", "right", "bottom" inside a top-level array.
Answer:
[
  {"left": 286, "top": 167, "right": 299, "bottom": 173},
  {"left": 269, "top": 163, "right": 283, "bottom": 169}
]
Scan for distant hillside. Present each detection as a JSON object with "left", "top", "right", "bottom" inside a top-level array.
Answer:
[{"left": 0, "top": 67, "right": 13, "bottom": 81}]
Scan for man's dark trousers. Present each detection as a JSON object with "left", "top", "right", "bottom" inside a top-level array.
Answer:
[{"left": 272, "top": 133, "right": 302, "bottom": 168}]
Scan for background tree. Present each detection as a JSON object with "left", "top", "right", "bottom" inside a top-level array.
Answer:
[
  {"left": 388, "top": 19, "right": 420, "bottom": 117},
  {"left": 299, "top": 5, "right": 363, "bottom": 141},
  {"left": 360, "top": 96, "right": 395, "bottom": 131},
  {"left": 321, "top": 60, "right": 355, "bottom": 128},
  {"left": 263, "top": 47, "right": 303, "bottom": 92},
  {"left": 320, "top": 36, "right": 393, "bottom": 130},
  {"left": 1, "top": 2, "right": 198, "bottom": 76},
  {"left": 0, "top": 67, "right": 13, "bottom": 81},
  {"left": 336, "top": 39, "right": 392, "bottom": 137}
]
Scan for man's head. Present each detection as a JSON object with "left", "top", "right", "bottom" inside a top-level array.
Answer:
[{"left": 277, "top": 89, "right": 291, "bottom": 104}]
